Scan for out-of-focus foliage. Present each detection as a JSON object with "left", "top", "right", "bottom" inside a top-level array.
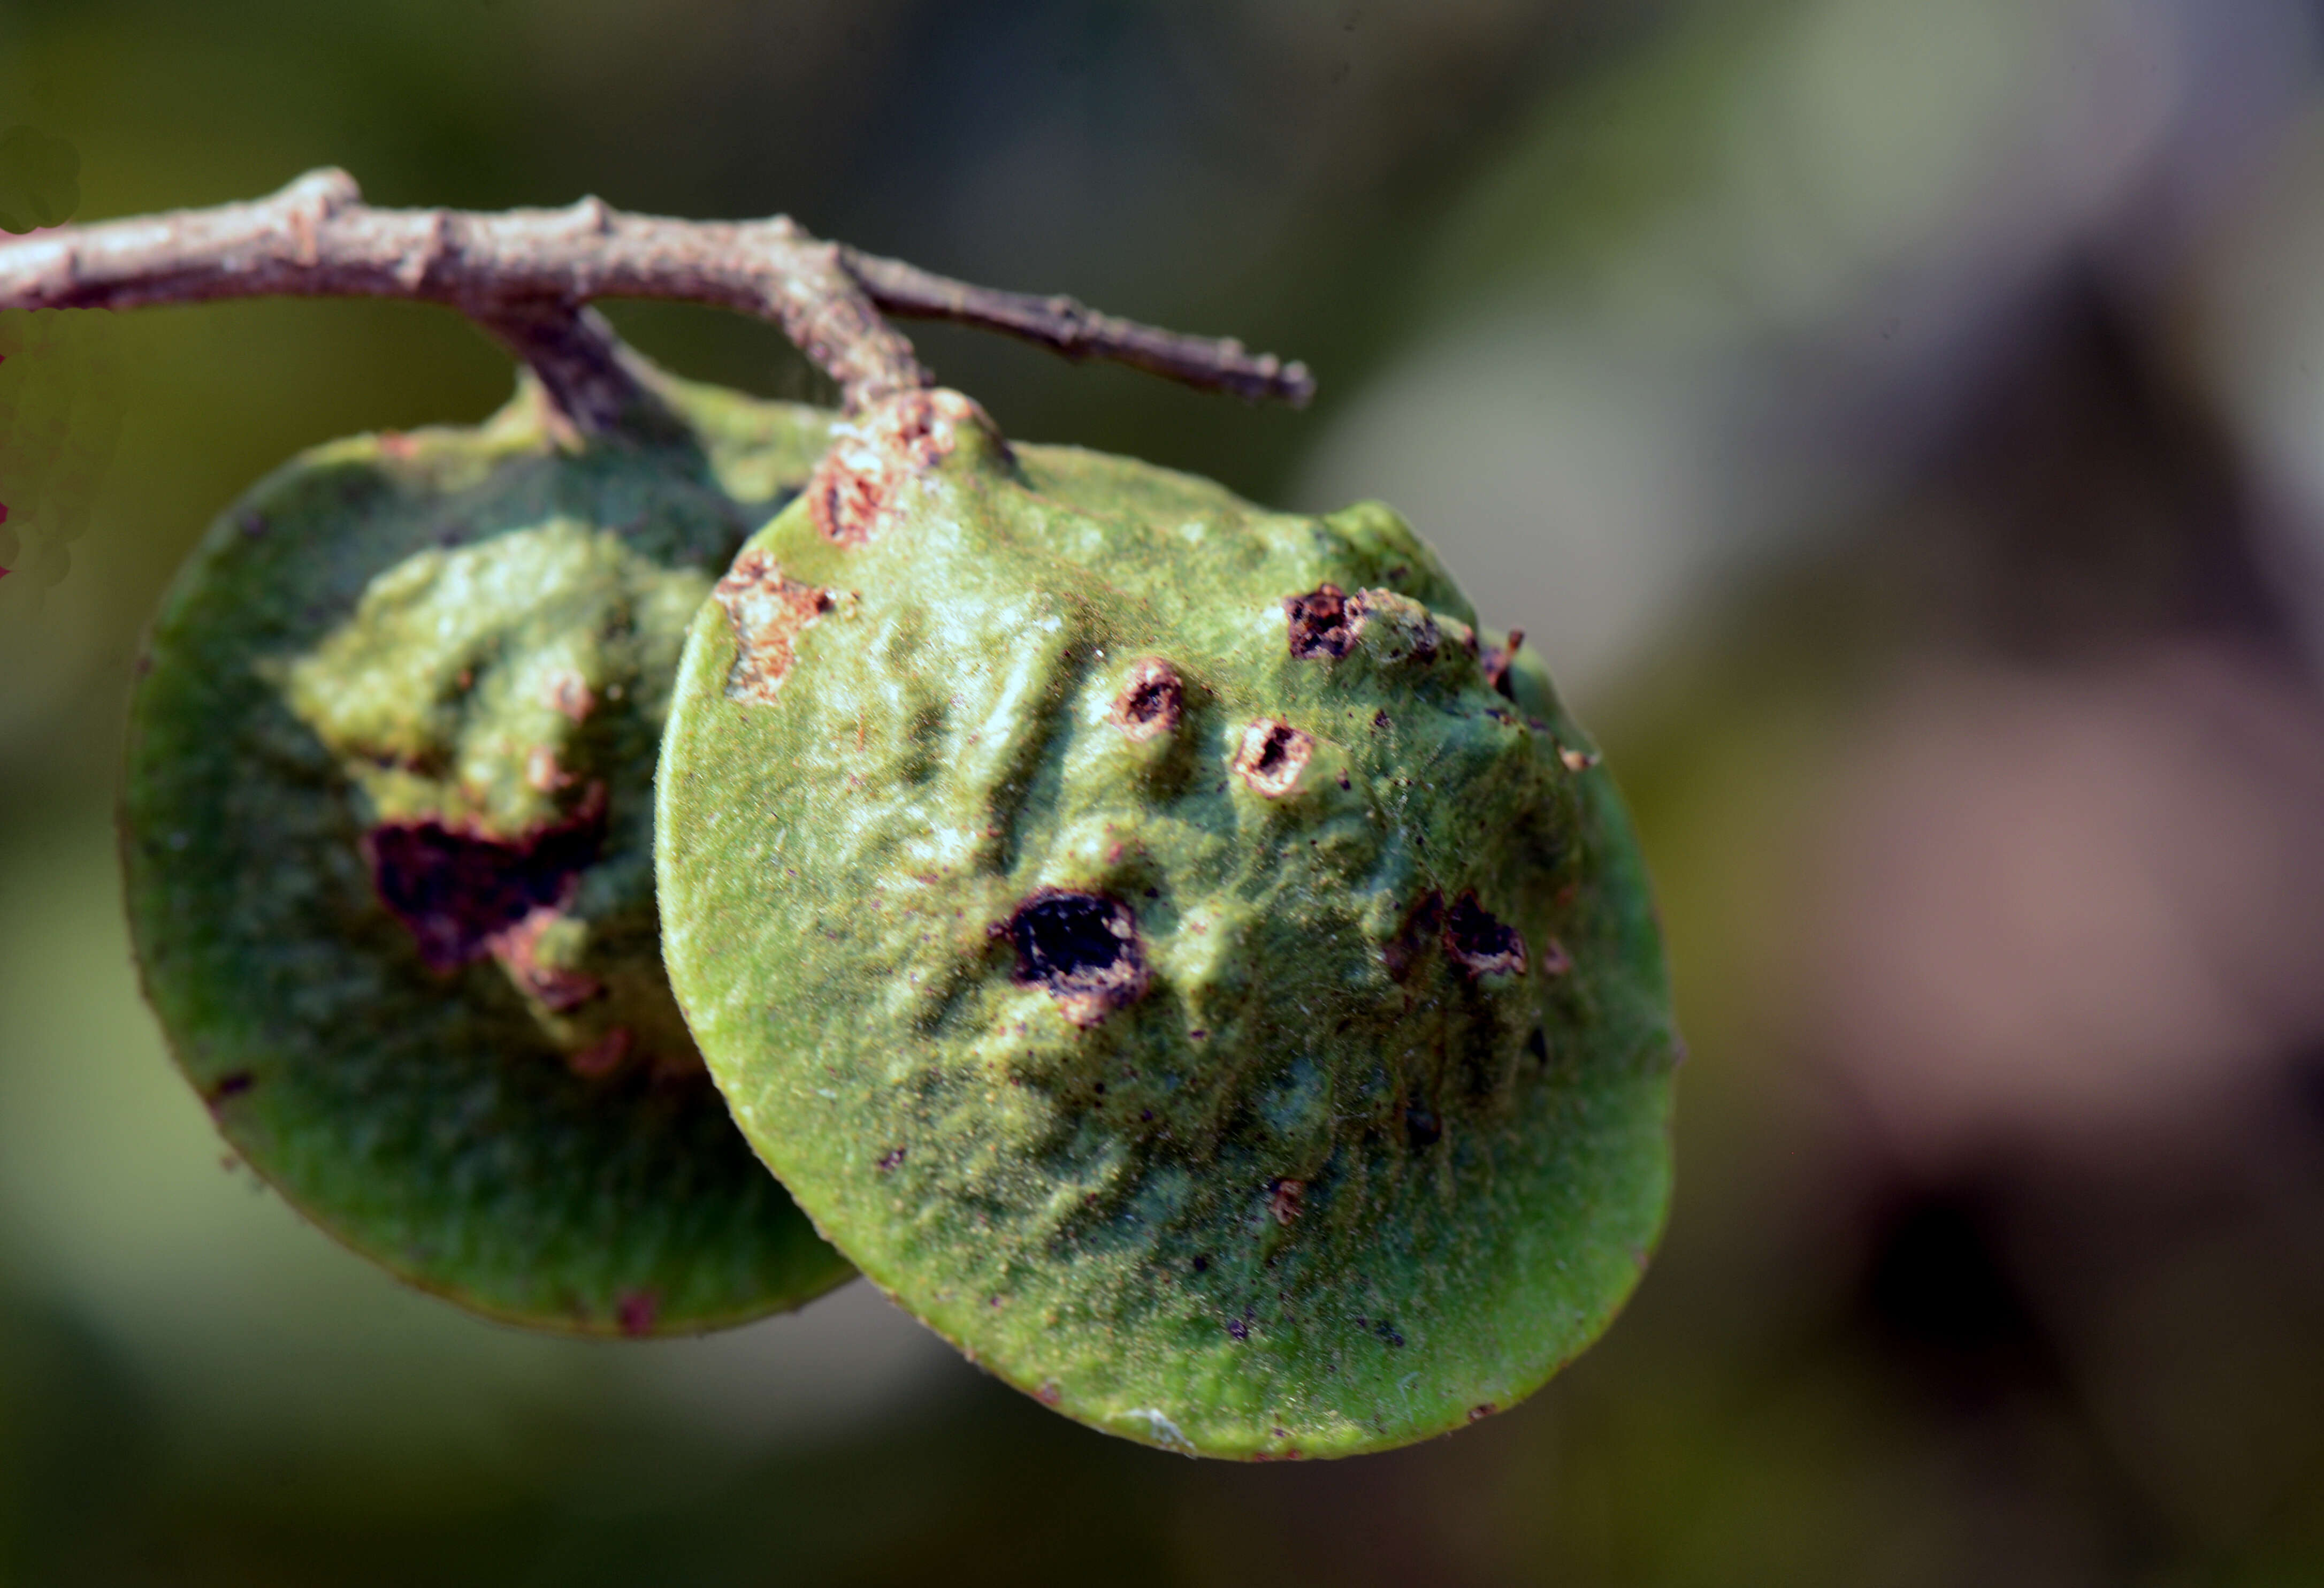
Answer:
[
  {"left": 0, "top": 309, "right": 121, "bottom": 603},
  {"left": 0, "top": 123, "right": 75, "bottom": 233},
  {"left": 11, "top": 0, "right": 2324, "bottom": 1582}
]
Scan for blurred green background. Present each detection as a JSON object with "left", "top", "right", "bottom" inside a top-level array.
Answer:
[{"left": 12, "top": 0, "right": 2324, "bottom": 1582}]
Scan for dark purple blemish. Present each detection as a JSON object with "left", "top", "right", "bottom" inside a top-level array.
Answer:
[
  {"left": 205, "top": 1071, "right": 255, "bottom": 1108},
  {"left": 876, "top": 1146, "right": 906, "bottom": 1172},
  {"left": 1227, "top": 1317, "right": 1249, "bottom": 1341},
  {"left": 365, "top": 803, "right": 605, "bottom": 971},
  {"left": 1192, "top": 1255, "right": 1210, "bottom": 1273},
  {"left": 1286, "top": 583, "right": 1358, "bottom": 659},
  {"left": 614, "top": 1289, "right": 659, "bottom": 1337},
  {"left": 1373, "top": 1320, "right": 1405, "bottom": 1348}
]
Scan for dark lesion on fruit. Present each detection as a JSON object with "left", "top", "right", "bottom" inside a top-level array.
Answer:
[
  {"left": 364, "top": 797, "right": 606, "bottom": 974},
  {"left": 1007, "top": 888, "right": 1149, "bottom": 1027},
  {"left": 1404, "top": 1095, "right": 1442, "bottom": 1149},
  {"left": 1443, "top": 891, "right": 1528, "bottom": 979},
  {"left": 1233, "top": 719, "right": 1313, "bottom": 797},
  {"left": 1109, "top": 659, "right": 1184, "bottom": 742},
  {"left": 1285, "top": 583, "right": 1359, "bottom": 659}
]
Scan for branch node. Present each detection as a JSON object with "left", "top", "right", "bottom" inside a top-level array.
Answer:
[
  {"left": 279, "top": 167, "right": 363, "bottom": 215},
  {"left": 564, "top": 195, "right": 614, "bottom": 236}
]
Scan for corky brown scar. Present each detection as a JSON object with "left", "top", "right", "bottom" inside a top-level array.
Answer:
[
  {"left": 807, "top": 388, "right": 989, "bottom": 546},
  {"left": 1233, "top": 719, "right": 1314, "bottom": 798},
  {"left": 715, "top": 549, "right": 832, "bottom": 704},
  {"left": 490, "top": 907, "right": 604, "bottom": 1012},
  {"left": 1110, "top": 659, "right": 1185, "bottom": 742},
  {"left": 1285, "top": 584, "right": 1359, "bottom": 659}
]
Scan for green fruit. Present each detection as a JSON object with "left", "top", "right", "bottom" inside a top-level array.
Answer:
[
  {"left": 122, "top": 371, "right": 856, "bottom": 1335},
  {"left": 656, "top": 390, "right": 1679, "bottom": 1455}
]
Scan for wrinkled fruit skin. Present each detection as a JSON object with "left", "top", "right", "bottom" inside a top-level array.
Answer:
[
  {"left": 658, "top": 390, "right": 1679, "bottom": 1455},
  {"left": 121, "top": 374, "right": 856, "bottom": 1335}
]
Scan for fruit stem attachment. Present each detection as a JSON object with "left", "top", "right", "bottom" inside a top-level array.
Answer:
[{"left": 0, "top": 167, "right": 1316, "bottom": 433}]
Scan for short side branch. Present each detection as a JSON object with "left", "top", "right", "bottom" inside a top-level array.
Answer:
[
  {"left": 839, "top": 248, "right": 1313, "bottom": 407},
  {"left": 0, "top": 169, "right": 1314, "bottom": 432}
]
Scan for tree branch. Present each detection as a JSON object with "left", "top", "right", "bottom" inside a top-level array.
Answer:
[{"left": 0, "top": 168, "right": 1315, "bottom": 435}]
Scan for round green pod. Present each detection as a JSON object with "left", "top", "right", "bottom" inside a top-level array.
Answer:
[
  {"left": 121, "top": 372, "right": 856, "bottom": 1335},
  {"left": 655, "top": 390, "right": 1679, "bottom": 1454}
]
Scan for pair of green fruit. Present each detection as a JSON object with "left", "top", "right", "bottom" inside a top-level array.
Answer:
[{"left": 120, "top": 364, "right": 1678, "bottom": 1460}]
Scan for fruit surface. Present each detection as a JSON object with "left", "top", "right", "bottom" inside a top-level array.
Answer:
[
  {"left": 656, "top": 390, "right": 1679, "bottom": 1454},
  {"left": 122, "top": 372, "right": 854, "bottom": 1335}
]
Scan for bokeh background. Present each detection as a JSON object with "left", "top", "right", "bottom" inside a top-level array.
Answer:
[{"left": 8, "top": 0, "right": 2324, "bottom": 1582}]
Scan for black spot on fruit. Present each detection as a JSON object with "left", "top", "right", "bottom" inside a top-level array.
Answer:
[
  {"left": 1404, "top": 1100, "right": 1442, "bottom": 1150},
  {"left": 1443, "top": 891, "right": 1526, "bottom": 979},
  {"left": 1009, "top": 889, "right": 1149, "bottom": 1026}
]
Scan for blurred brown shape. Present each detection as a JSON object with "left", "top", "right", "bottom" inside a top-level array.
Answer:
[{"left": 1809, "top": 643, "right": 2324, "bottom": 1165}]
